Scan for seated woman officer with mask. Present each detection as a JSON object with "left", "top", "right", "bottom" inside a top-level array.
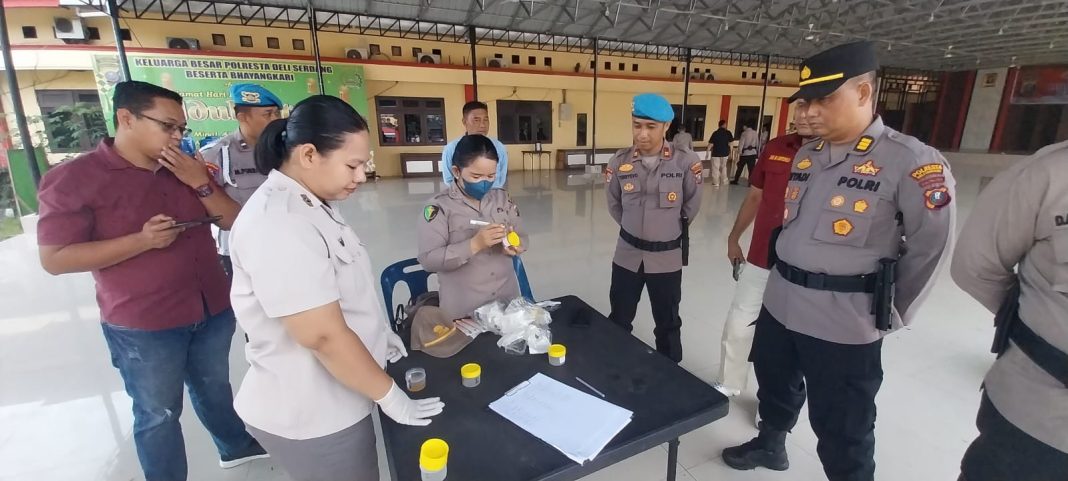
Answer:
[
  {"left": 418, "top": 134, "right": 528, "bottom": 319},
  {"left": 228, "top": 95, "right": 443, "bottom": 481}
]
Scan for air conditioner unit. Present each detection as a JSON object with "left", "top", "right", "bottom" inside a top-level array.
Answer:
[
  {"left": 53, "top": 17, "right": 86, "bottom": 40},
  {"left": 167, "top": 37, "right": 201, "bottom": 50},
  {"left": 417, "top": 53, "right": 441, "bottom": 64},
  {"left": 486, "top": 58, "right": 510, "bottom": 68},
  {"left": 346, "top": 48, "right": 370, "bottom": 60}
]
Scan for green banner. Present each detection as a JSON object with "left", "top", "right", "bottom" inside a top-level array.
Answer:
[{"left": 92, "top": 53, "right": 368, "bottom": 141}]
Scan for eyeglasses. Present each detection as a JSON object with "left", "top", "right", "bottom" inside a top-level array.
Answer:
[{"left": 137, "top": 113, "right": 191, "bottom": 137}]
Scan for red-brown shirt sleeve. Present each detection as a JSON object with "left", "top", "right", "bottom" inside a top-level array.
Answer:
[{"left": 37, "top": 162, "right": 94, "bottom": 246}]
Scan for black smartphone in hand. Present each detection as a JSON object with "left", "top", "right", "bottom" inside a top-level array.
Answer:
[{"left": 168, "top": 215, "right": 222, "bottom": 230}]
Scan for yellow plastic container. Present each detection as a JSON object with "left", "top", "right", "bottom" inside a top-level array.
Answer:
[
  {"left": 504, "top": 231, "right": 522, "bottom": 248},
  {"left": 461, "top": 363, "right": 481, "bottom": 388},
  {"left": 548, "top": 344, "right": 567, "bottom": 366},
  {"left": 419, "top": 438, "right": 449, "bottom": 480}
]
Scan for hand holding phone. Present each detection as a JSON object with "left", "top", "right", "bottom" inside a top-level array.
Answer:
[
  {"left": 732, "top": 258, "right": 744, "bottom": 281},
  {"left": 167, "top": 215, "right": 222, "bottom": 230}
]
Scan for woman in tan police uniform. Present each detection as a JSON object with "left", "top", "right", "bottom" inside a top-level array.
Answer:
[
  {"left": 418, "top": 134, "right": 528, "bottom": 319},
  {"left": 228, "top": 95, "right": 443, "bottom": 481}
]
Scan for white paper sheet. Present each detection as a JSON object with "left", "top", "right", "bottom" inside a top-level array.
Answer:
[{"left": 489, "top": 373, "right": 633, "bottom": 464}]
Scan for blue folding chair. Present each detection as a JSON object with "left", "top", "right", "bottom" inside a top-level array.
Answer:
[
  {"left": 380, "top": 258, "right": 432, "bottom": 332},
  {"left": 380, "top": 256, "right": 534, "bottom": 332}
]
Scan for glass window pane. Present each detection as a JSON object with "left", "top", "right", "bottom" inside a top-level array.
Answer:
[
  {"left": 426, "top": 114, "right": 445, "bottom": 143},
  {"left": 377, "top": 99, "right": 398, "bottom": 108},
  {"left": 518, "top": 115, "right": 533, "bottom": 142},
  {"left": 425, "top": 100, "right": 443, "bottom": 109},
  {"left": 402, "top": 100, "right": 420, "bottom": 108},
  {"left": 404, "top": 113, "right": 423, "bottom": 143},
  {"left": 378, "top": 113, "right": 399, "bottom": 144}
]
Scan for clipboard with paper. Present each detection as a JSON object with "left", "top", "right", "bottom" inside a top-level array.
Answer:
[{"left": 489, "top": 373, "right": 633, "bottom": 464}]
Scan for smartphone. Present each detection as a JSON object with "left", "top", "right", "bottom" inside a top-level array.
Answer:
[
  {"left": 168, "top": 215, "right": 222, "bottom": 230},
  {"left": 732, "top": 258, "right": 744, "bottom": 281}
]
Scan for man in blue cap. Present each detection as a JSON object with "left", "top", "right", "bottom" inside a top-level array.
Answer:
[
  {"left": 605, "top": 93, "right": 703, "bottom": 363},
  {"left": 201, "top": 83, "right": 283, "bottom": 275}
]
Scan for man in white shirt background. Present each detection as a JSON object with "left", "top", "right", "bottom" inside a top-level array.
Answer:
[
  {"left": 731, "top": 124, "right": 759, "bottom": 185},
  {"left": 441, "top": 101, "right": 509, "bottom": 188}
]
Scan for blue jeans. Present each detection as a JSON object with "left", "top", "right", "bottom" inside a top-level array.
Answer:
[{"left": 102, "top": 308, "right": 255, "bottom": 481}]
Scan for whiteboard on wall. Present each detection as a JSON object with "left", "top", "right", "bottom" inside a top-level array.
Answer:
[{"left": 567, "top": 153, "right": 587, "bottom": 166}]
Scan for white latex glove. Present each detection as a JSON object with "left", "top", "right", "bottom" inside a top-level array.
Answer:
[
  {"left": 375, "top": 382, "right": 444, "bottom": 426},
  {"left": 385, "top": 331, "right": 408, "bottom": 363}
]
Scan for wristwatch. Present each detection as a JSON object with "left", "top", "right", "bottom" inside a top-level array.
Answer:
[{"left": 194, "top": 182, "right": 214, "bottom": 198}]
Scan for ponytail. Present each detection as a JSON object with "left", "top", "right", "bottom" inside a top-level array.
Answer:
[
  {"left": 255, "top": 118, "right": 289, "bottom": 175},
  {"left": 254, "top": 95, "right": 368, "bottom": 175}
]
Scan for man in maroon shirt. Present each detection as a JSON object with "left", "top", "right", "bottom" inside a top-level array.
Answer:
[
  {"left": 713, "top": 108, "right": 814, "bottom": 399},
  {"left": 36, "top": 81, "right": 267, "bottom": 481}
]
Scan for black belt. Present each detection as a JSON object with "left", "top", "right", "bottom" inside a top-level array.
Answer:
[
  {"left": 1010, "top": 317, "right": 1068, "bottom": 388},
  {"left": 619, "top": 228, "right": 681, "bottom": 252},
  {"left": 776, "top": 261, "right": 878, "bottom": 293}
]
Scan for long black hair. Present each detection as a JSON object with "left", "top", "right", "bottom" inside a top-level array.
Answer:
[
  {"left": 451, "top": 134, "right": 499, "bottom": 170},
  {"left": 255, "top": 95, "right": 369, "bottom": 175}
]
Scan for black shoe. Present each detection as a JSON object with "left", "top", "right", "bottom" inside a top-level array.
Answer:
[
  {"left": 220, "top": 440, "right": 270, "bottom": 469},
  {"left": 729, "top": 180, "right": 739, "bottom": 185},
  {"left": 722, "top": 426, "right": 789, "bottom": 471}
]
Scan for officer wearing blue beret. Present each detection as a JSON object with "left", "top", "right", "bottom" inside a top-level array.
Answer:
[
  {"left": 605, "top": 93, "right": 704, "bottom": 363},
  {"left": 201, "top": 83, "right": 283, "bottom": 275}
]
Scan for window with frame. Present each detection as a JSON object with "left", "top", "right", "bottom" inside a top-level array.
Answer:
[
  {"left": 35, "top": 90, "right": 108, "bottom": 153},
  {"left": 375, "top": 97, "right": 447, "bottom": 146},
  {"left": 496, "top": 100, "right": 552, "bottom": 144}
]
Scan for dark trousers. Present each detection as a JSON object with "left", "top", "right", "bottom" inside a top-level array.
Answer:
[
  {"left": 608, "top": 263, "right": 683, "bottom": 362},
  {"left": 751, "top": 307, "right": 883, "bottom": 481},
  {"left": 733, "top": 154, "right": 757, "bottom": 182},
  {"left": 959, "top": 392, "right": 1068, "bottom": 481}
]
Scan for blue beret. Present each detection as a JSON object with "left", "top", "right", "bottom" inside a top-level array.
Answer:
[
  {"left": 230, "top": 83, "right": 282, "bottom": 108},
  {"left": 632, "top": 93, "right": 674, "bottom": 122}
]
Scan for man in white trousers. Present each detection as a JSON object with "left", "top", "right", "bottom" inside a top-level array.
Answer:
[{"left": 714, "top": 109, "right": 813, "bottom": 398}]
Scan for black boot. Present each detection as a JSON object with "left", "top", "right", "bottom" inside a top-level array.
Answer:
[{"left": 722, "top": 423, "right": 789, "bottom": 471}]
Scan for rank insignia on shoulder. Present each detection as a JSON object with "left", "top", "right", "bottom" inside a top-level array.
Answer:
[
  {"left": 797, "top": 158, "right": 812, "bottom": 170},
  {"left": 924, "top": 187, "right": 951, "bottom": 210},
  {"left": 300, "top": 194, "right": 314, "bottom": 207},
  {"left": 814, "top": 140, "right": 825, "bottom": 152},
  {"left": 854, "top": 135, "right": 874, "bottom": 153},
  {"left": 619, "top": 163, "right": 634, "bottom": 173},
  {"left": 833, "top": 219, "right": 854, "bottom": 236},
  {"left": 604, "top": 167, "right": 614, "bottom": 182},
  {"left": 852, "top": 160, "right": 881, "bottom": 176},
  {"left": 424, "top": 205, "right": 440, "bottom": 222}
]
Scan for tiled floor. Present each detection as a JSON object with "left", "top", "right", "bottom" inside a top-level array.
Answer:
[{"left": 0, "top": 152, "right": 1016, "bottom": 481}]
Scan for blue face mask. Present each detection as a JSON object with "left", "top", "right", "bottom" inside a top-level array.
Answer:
[{"left": 461, "top": 179, "right": 493, "bottom": 200}]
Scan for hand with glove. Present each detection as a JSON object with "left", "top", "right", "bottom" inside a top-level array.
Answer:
[
  {"left": 385, "top": 331, "right": 408, "bottom": 363},
  {"left": 375, "top": 382, "right": 444, "bottom": 426}
]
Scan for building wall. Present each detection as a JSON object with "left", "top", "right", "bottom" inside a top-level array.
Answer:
[
  {"left": 3, "top": 6, "right": 800, "bottom": 177},
  {"left": 960, "top": 68, "right": 1007, "bottom": 152}
]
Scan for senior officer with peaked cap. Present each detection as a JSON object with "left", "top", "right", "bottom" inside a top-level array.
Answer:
[
  {"left": 201, "top": 83, "right": 283, "bottom": 276},
  {"left": 720, "top": 41, "right": 956, "bottom": 481},
  {"left": 605, "top": 93, "right": 703, "bottom": 363}
]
